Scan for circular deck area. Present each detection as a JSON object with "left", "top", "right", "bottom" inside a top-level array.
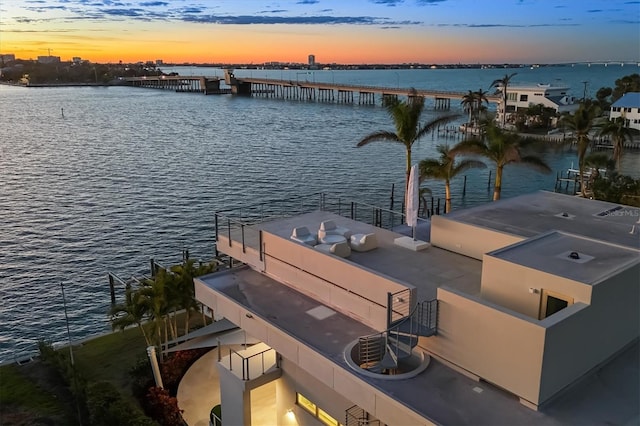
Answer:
[{"left": 343, "top": 339, "right": 431, "bottom": 380}]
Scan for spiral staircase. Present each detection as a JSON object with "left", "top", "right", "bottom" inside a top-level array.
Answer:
[{"left": 358, "top": 289, "right": 438, "bottom": 374}]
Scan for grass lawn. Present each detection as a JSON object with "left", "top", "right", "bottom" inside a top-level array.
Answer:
[
  {"left": 0, "top": 311, "right": 210, "bottom": 425},
  {"left": 0, "top": 363, "right": 73, "bottom": 425},
  {"left": 73, "top": 325, "right": 149, "bottom": 393}
]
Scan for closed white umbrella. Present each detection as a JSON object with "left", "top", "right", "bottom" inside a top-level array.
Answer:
[{"left": 406, "top": 164, "right": 419, "bottom": 240}]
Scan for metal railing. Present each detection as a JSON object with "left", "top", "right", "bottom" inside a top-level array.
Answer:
[
  {"left": 358, "top": 295, "right": 438, "bottom": 371},
  {"left": 227, "top": 346, "right": 278, "bottom": 381},
  {"left": 213, "top": 191, "right": 439, "bottom": 262},
  {"left": 345, "top": 405, "right": 381, "bottom": 426},
  {"left": 387, "top": 288, "right": 414, "bottom": 325}
]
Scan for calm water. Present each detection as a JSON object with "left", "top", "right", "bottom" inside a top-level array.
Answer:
[{"left": 1, "top": 65, "right": 638, "bottom": 362}]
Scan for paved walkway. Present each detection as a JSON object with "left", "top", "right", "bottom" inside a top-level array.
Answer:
[
  {"left": 177, "top": 346, "right": 277, "bottom": 426},
  {"left": 177, "top": 348, "right": 221, "bottom": 426}
]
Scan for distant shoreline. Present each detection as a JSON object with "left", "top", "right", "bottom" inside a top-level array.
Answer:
[{"left": 0, "top": 81, "right": 112, "bottom": 88}]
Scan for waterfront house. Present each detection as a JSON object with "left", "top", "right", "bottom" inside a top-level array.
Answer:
[
  {"left": 609, "top": 92, "right": 640, "bottom": 131},
  {"left": 498, "top": 83, "right": 580, "bottom": 127},
  {"left": 194, "top": 191, "right": 639, "bottom": 425}
]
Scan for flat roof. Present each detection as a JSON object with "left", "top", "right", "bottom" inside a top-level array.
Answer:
[
  {"left": 490, "top": 231, "right": 640, "bottom": 285},
  {"left": 258, "top": 210, "right": 483, "bottom": 299},
  {"left": 198, "top": 266, "right": 639, "bottom": 425},
  {"left": 445, "top": 191, "right": 640, "bottom": 249}
]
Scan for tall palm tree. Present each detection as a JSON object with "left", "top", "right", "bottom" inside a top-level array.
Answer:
[
  {"left": 169, "top": 258, "right": 218, "bottom": 335},
  {"left": 560, "top": 102, "right": 600, "bottom": 196},
  {"left": 461, "top": 90, "right": 477, "bottom": 129},
  {"left": 454, "top": 121, "right": 551, "bottom": 201},
  {"left": 109, "top": 285, "right": 152, "bottom": 347},
  {"left": 490, "top": 72, "right": 518, "bottom": 128},
  {"left": 598, "top": 116, "right": 635, "bottom": 172},
  {"left": 418, "top": 143, "right": 486, "bottom": 213},
  {"left": 138, "top": 270, "right": 172, "bottom": 362},
  {"left": 474, "top": 88, "right": 490, "bottom": 123},
  {"left": 357, "top": 89, "right": 458, "bottom": 191}
]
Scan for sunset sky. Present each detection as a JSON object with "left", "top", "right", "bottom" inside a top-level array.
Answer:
[{"left": 1, "top": 0, "right": 638, "bottom": 64}]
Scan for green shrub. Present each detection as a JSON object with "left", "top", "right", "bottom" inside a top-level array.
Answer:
[
  {"left": 592, "top": 174, "right": 640, "bottom": 206},
  {"left": 86, "top": 381, "right": 155, "bottom": 426}
]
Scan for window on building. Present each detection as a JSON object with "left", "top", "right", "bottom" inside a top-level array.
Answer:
[
  {"left": 520, "top": 94, "right": 528, "bottom": 102},
  {"left": 297, "top": 393, "right": 317, "bottom": 415},
  {"left": 507, "top": 92, "right": 517, "bottom": 101},
  {"left": 625, "top": 107, "right": 632, "bottom": 113},
  {"left": 296, "top": 393, "right": 344, "bottom": 426},
  {"left": 318, "top": 408, "right": 340, "bottom": 426}
]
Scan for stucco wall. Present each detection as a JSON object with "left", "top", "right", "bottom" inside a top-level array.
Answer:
[
  {"left": 260, "top": 231, "right": 411, "bottom": 331},
  {"left": 201, "top": 287, "right": 433, "bottom": 425},
  {"left": 481, "top": 255, "right": 593, "bottom": 319},
  {"left": 539, "top": 263, "right": 640, "bottom": 403},
  {"left": 424, "top": 287, "right": 546, "bottom": 405},
  {"left": 217, "top": 234, "right": 264, "bottom": 271},
  {"left": 430, "top": 215, "right": 523, "bottom": 260}
]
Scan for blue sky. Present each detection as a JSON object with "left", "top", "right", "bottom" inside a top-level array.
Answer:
[{"left": 1, "top": 0, "right": 639, "bottom": 63}]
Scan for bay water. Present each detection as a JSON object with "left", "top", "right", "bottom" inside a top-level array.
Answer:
[{"left": 1, "top": 64, "right": 638, "bottom": 362}]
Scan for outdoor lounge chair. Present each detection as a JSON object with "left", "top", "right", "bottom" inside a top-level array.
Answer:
[
  {"left": 314, "top": 241, "right": 351, "bottom": 258},
  {"left": 350, "top": 233, "right": 378, "bottom": 252},
  {"left": 317, "top": 220, "right": 352, "bottom": 240},
  {"left": 290, "top": 226, "right": 317, "bottom": 246}
]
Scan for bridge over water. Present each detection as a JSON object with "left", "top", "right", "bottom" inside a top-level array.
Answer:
[{"left": 125, "top": 74, "right": 500, "bottom": 108}]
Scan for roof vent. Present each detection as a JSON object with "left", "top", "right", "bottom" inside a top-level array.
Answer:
[
  {"left": 557, "top": 250, "right": 593, "bottom": 264},
  {"left": 555, "top": 212, "right": 575, "bottom": 220}
]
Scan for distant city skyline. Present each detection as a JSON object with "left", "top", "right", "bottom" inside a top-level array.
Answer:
[{"left": 1, "top": 0, "right": 639, "bottom": 65}]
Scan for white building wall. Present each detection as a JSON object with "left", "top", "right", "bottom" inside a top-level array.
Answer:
[{"left": 609, "top": 107, "right": 640, "bottom": 131}]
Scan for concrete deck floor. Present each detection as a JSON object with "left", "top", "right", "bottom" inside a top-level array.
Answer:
[{"left": 194, "top": 266, "right": 639, "bottom": 425}]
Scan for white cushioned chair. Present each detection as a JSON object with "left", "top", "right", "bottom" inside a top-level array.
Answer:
[
  {"left": 314, "top": 241, "right": 351, "bottom": 258},
  {"left": 290, "top": 226, "right": 317, "bottom": 246},
  {"left": 350, "top": 233, "right": 378, "bottom": 252},
  {"left": 318, "top": 220, "right": 352, "bottom": 240}
]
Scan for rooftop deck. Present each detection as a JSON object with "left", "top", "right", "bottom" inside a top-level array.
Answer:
[
  {"left": 204, "top": 191, "right": 639, "bottom": 424},
  {"left": 490, "top": 230, "right": 640, "bottom": 285},
  {"left": 258, "top": 210, "right": 482, "bottom": 299},
  {"left": 446, "top": 191, "right": 640, "bottom": 249},
  {"left": 198, "top": 265, "right": 639, "bottom": 425}
]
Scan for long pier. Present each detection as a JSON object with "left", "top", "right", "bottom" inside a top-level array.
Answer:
[
  {"left": 125, "top": 76, "right": 229, "bottom": 94},
  {"left": 125, "top": 74, "right": 500, "bottom": 108},
  {"left": 230, "top": 77, "right": 500, "bottom": 107}
]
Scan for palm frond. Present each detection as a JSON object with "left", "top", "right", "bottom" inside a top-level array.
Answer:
[
  {"left": 356, "top": 130, "right": 402, "bottom": 147},
  {"left": 519, "top": 155, "right": 552, "bottom": 173},
  {"left": 452, "top": 159, "right": 487, "bottom": 175}
]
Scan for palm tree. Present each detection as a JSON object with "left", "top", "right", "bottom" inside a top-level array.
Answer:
[
  {"left": 418, "top": 143, "right": 486, "bottom": 213},
  {"left": 138, "top": 270, "right": 172, "bottom": 362},
  {"left": 109, "top": 285, "right": 152, "bottom": 347},
  {"left": 490, "top": 72, "right": 518, "bottom": 128},
  {"left": 598, "top": 116, "right": 635, "bottom": 172},
  {"left": 357, "top": 89, "right": 458, "bottom": 192},
  {"left": 461, "top": 90, "right": 477, "bottom": 129},
  {"left": 170, "top": 258, "right": 219, "bottom": 335},
  {"left": 560, "top": 102, "right": 600, "bottom": 196},
  {"left": 454, "top": 121, "right": 551, "bottom": 201},
  {"left": 474, "top": 88, "right": 490, "bottom": 123}
]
